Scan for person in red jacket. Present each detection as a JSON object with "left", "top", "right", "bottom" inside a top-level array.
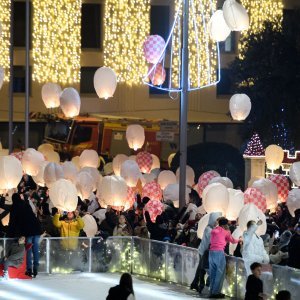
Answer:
[{"left": 209, "top": 217, "right": 241, "bottom": 299}]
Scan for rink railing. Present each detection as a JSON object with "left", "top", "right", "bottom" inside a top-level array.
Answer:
[{"left": 0, "top": 236, "right": 299, "bottom": 299}]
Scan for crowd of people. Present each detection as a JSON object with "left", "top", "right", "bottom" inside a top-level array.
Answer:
[{"left": 0, "top": 174, "right": 299, "bottom": 299}]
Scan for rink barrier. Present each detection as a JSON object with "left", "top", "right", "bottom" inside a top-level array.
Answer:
[{"left": 0, "top": 236, "right": 299, "bottom": 299}]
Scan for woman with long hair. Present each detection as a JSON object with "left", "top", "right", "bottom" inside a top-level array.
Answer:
[{"left": 107, "top": 273, "right": 135, "bottom": 300}]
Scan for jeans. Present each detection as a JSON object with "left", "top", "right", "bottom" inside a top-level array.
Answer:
[
  {"left": 26, "top": 235, "right": 40, "bottom": 271},
  {"left": 209, "top": 250, "right": 226, "bottom": 295},
  {"left": 0, "top": 258, "right": 18, "bottom": 271}
]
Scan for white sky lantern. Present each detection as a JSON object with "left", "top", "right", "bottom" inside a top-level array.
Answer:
[
  {"left": 113, "top": 154, "right": 129, "bottom": 176},
  {"left": 197, "top": 213, "right": 211, "bottom": 239},
  {"left": 79, "top": 149, "right": 99, "bottom": 168},
  {"left": 44, "top": 150, "right": 60, "bottom": 163},
  {"left": 203, "top": 183, "right": 229, "bottom": 215},
  {"left": 41, "top": 82, "right": 62, "bottom": 108},
  {"left": 60, "top": 87, "right": 81, "bottom": 118},
  {"left": 44, "top": 162, "right": 64, "bottom": 187},
  {"left": 223, "top": 0, "right": 249, "bottom": 31},
  {"left": 265, "top": 144, "right": 284, "bottom": 170},
  {"left": 143, "top": 173, "right": 157, "bottom": 184},
  {"left": 252, "top": 178, "right": 278, "bottom": 211},
  {"left": 79, "top": 167, "right": 101, "bottom": 191},
  {"left": 71, "top": 156, "right": 80, "bottom": 170},
  {"left": 238, "top": 203, "right": 267, "bottom": 236},
  {"left": 1, "top": 212, "right": 9, "bottom": 226},
  {"left": 0, "top": 142, "right": 8, "bottom": 156},
  {"left": 0, "top": 156, "right": 23, "bottom": 190},
  {"left": 289, "top": 162, "right": 300, "bottom": 186},
  {"left": 38, "top": 143, "right": 54, "bottom": 154},
  {"left": 22, "top": 148, "right": 45, "bottom": 176},
  {"left": 129, "top": 155, "right": 136, "bottom": 161},
  {"left": 226, "top": 188, "right": 244, "bottom": 220},
  {"left": 126, "top": 125, "right": 145, "bottom": 151},
  {"left": 32, "top": 161, "right": 49, "bottom": 187},
  {"left": 49, "top": 179, "right": 78, "bottom": 212},
  {"left": 168, "top": 153, "right": 176, "bottom": 168},
  {"left": 0, "top": 66, "right": 4, "bottom": 90},
  {"left": 94, "top": 66, "right": 117, "bottom": 100},
  {"left": 163, "top": 183, "right": 191, "bottom": 208},
  {"left": 62, "top": 161, "right": 78, "bottom": 184},
  {"left": 151, "top": 154, "right": 160, "bottom": 170},
  {"left": 158, "top": 170, "right": 177, "bottom": 190},
  {"left": 208, "top": 10, "right": 231, "bottom": 42},
  {"left": 82, "top": 215, "right": 98, "bottom": 237},
  {"left": 76, "top": 171, "right": 94, "bottom": 200},
  {"left": 176, "top": 165, "right": 195, "bottom": 187},
  {"left": 286, "top": 189, "right": 300, "bottom": 217},
  {"left": 100, "top": 175, "right": 127, "bottom": 208},
  {"left": 209, "top": 176, "right": 233, "bottom": 189},
  {"left": 120, "top": 160, "right": 142, "bottom": 187},
  {"left": 229, "top": 94, "right": 251, "bottom": 121}
]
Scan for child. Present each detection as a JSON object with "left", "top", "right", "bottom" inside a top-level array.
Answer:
[
  {"left": 276, "top": 290, "right": 291, "bottom": 300},
  {"left": 245, "top": 262, "right": 266, "bottom": 300}
]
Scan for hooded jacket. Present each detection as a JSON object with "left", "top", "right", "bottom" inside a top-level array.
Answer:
[{"left": 198, "top": 212, "right": 222, "bottom": 256}]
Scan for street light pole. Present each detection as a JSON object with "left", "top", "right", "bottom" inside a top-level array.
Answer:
[
  {"left": 25, "top": 0, "right": 30, "bottom": 149},
  {"left": 179, "top": 0, "right": 189, "bottom": 208}
]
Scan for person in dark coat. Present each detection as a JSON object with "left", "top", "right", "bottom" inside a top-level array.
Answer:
[
  {"left": 8, "top": 193, "right": 42, "bottom": 277},
  {"left": 288, "top": 224, "right": 300, "bottom": 269},
  {"left": 245, "top": 262, "right": 266, "bottom": 300},
  {"left": 107, "top": 273, "right": 135, "bottom": 300},
  {"left": 144, "top": 211, "right": 168, "bottom": 241}
]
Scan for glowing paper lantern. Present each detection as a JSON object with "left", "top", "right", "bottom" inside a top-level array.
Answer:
[
  {"left": 44, "top": 162, "right": 64, "bottom": 187},
  {"left": 0, "top": 156, "right": 23, "bottom": 189},
  {"left": 252, "top": 178, "right": 278, "bottom": 211},
  {"left": 176, "top": 165, "right": 195, "bottom": 187},
  {"left": 1, "top": 212, "right": 9, "bottom": 226},
  {"left": 197, "top": 213, "right": 218, "bottom": 239},
  {"left": 244, "top": 187, "right": 267, "bottom": 212},
  {"left": 229, "top": 94, "right": 251, "bottom": 121},
  {"left": 41, "top": 83, "right": 62, "bottom": 108},
  {"left": 143, "top": 35, "right": 165, "bottom": 64},
  {"left": 49, "top": 179, "right": 78, "bottom": 212},
  {"left": 60, "top": 87, "right": 81, "bottom": 118},
  {"left": 203, "top": 183, "right": 229, "bottom": 215},
  {"left": 82, "top": 214, "right": 98, "bottom": 237},
  {"left": 76, "top": 171, "right": 94, "bottom": 200},
  {"left": 208, "top": 10, "right": 231, "bottom": 42},
  {"left": 44, "top": 150, "right": 60, "bottom": 163},
  {"left": 248, "top": 176, "right": 264, "bottom": 188},
  {"left": 265, "top": 145, "right": 284, "bottom": 170},
  {"left": 142, "top": 181, "right": 162, "bottom": 201},
  {"left": 126, "top": 125, "right": 145, "bottom": 151},
  {"left": 144, "top": 199, "right": 163, "bottom": 222},
  {"left": 129, "top": 155, "right": 136, "bottom": 161},
  {"left": 226, "top": 188, "right": 244, "bottom": 220},
  {"left": 148, "top": 64, "right": 166, "bottom": 86},
  {"left": 168, "top": 153, "right": 176, "bottom": 168},
  {"left": 238, "top": 203, "right": 267, "bottom": 236},
  {"left": 22, "top": 148, "right": 45, "bottom": 176},
  {"left": 62, "top": 161, "right": 78, "bottom": 184},
  {"left": 71, "top": 156, "right": 80, "bottom": 170},
  {"left": 136, "top": 151, "right": 153, "bottom": 174},
  {"left": 79, "top": 167, "right": 102, "bottom": 191},
  {"left": 229, "top": 227, "right": 243, "bottom": 255},
  {"left": 209, "top": 176, "right": 233, "bottom": 189},
  {"left": 0, "top": 142, "right": 8, "bottom": 156},
  {"left": 289, "top": 162, "right": 300, "bottom": 186},
  {"left": 142, "top": 173, "right": 156, "bottom": 185},
  {"left": 99, "top": 175, "right": 127, "bottom": 208},
  {"left": 32, "top": 161, "right": 49, "bottom": 187},
  {"left": 197, "top": 170, "right": 220, "bottom": 197},
  {"left": 151, "top": 154, "right": 160, "bottom": 170},
  {"left": 163, "top": 183, "right": 191, "bottom": 208},
  {"left": 113, "top": 154, "right": 129, "bottom": 177},
  {"left": 286, "top": 189, "right": 300, "bottom": 217},
  {"left": 0, "top": 66, "right": 4, "bottom": 90},
  {"left": 79, "top": 150, "right": 99, "bottom": 169},
  {"left": 223, "top": 0, "right": 249, "bottom": 31},
  {"left": 120, "top": 160, "right": 142, "bottom": 187},
  {"left": 158, "top": 170, "right": 177, "bottom": 190},
  {"left": 94, "top": 66, "right": 117, "bottom": 99},
  {"left": 92, "top": 209, "right": 106, "bottom": 225},
  {"left": 268, "top": 174, "right": 289, "bottom": 202},
  {"left": 125, "top": 187, "right": 136, "bottom": 211},
  {"left": 38, "top": 143, "right": 54, "bottom": 155}
]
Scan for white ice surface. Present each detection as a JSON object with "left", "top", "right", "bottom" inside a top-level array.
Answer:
[{"left": 0, "top": 273, "right": 204, "bottom": 300}]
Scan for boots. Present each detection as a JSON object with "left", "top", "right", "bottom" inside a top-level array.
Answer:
[
  {"left": 33, "top": 268, "right": 38, "bottom": 278},
  {"left": 25, "top": 269, "right": 32, "bottom": 277}
]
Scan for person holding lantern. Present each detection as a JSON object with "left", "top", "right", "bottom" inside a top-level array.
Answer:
[{"left": 113, "top": 215, "right": 133, "bottom": 237}]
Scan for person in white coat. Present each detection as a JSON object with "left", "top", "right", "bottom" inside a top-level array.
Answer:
[{"left": 242, "top": 220, "right": 270, "bottom": 275}]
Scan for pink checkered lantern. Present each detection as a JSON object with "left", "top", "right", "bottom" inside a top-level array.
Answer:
[
  {"left": 244, "top": 187, "right": 267, "bottom": 212},
  {"left": 144, "top": 199, "right": 164, "bottom": 222},
  {"left": 268, "top": 174, "right": 289, "bottom": 203},
  {"left": 142, "top": 181, "right": 162, "bottom": 202},
  {"left": 136, "top": 151, "right": 153, "bottom": 174},
  {"left": 197, "top": 170, "right": 220, "bottom": 197},
  {"left": 143, "top": 35, "right": 166, "bottom": 64}
]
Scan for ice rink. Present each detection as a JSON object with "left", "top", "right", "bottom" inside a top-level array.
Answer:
[{"left": 0, "top": 273, "right": 205, "bottom": 300}]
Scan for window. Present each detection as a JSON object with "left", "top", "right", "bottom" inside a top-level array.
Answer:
[
  {"left": 217, "top": 68, "right": 232, "bottom": 96},
  {"left": 219, "top": 32, "right": 236, "bottom": 53},
  {"left": 72, "top": 126, "right": 92, "bottom": 145},
  {"left": 150, "top": 5, "right": 170, "bottom": 41},
  {"left": 81, "top": 3, "right": 102, "bottom": 49},
  {"left": 13, "top": 66, "right": 31, "bottom": 94},
  {"left": 44, "top": 120, "right": 73, "bottom": 143},
  {"left": 80, "top": 67, "right": 98, "bottom": 94},
  {"left": 13, "top": 1, "right": 32, "bottom": 47}
]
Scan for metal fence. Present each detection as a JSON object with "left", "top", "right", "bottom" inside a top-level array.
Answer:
[{"left": 0, "top": 236, "right": 299, "bottom": 299}]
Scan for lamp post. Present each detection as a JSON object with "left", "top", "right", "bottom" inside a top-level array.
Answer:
[{"left": 25, "top": 0, "right": 30, "bottom": 149}]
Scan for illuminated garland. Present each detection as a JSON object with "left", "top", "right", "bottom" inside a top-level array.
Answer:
[
  {"left": 32, "top": 0, "right": 81, "bottom": 84},
  {"left": 172, "top": 0, "right": 218, "bottom": 89},
  {"left": 239, "top": 0, "right": 283, "bottom": 56},
  {"left": 104, "top": 0, "right": 150, "bottom": 85},
  {"left": 0, "top": 0, "right": 11, "bottom": 81}
]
